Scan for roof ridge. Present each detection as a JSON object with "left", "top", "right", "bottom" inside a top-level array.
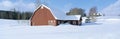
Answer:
[{"left": 41, "top": 4, "right": 50, "bottom": 9}]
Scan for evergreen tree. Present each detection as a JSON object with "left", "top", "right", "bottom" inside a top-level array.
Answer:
[{"left": 0, "top": 10, "right": 33, "bottom": 20}]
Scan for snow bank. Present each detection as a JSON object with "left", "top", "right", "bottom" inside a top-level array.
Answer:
[
  {"left": 0, "top": 16, "right": 120, "bottom": 39},
  {"left": 0, "top": 19, "right": 30, "bottom": 27}
]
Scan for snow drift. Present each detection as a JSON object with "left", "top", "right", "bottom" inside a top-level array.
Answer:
[{"left": 0, "top": 16, "right": 120, "bottom": 39}]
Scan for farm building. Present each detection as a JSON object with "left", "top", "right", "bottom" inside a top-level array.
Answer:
[{"left": 30, "top": 4, "right": 82, "bottom": 26}]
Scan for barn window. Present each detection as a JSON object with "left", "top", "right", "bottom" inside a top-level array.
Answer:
[
  {"left": 58, "top": 21, "right": 60, "bottom": 24},
  {"left": 48, "top": 20, "right": 51, "bottom": 25},
  {"left": 48, "top": 20, "right": 50, "bottom": 23},
  {"left": 48, "top": 20, "right": 55, "bottom": 25},
  {"left": 73, "top": 21, "right": 76, "bottom": 24},
  {"left": 53, "top": 20, "right": 56, "bottom": 23},
  {"left": 51, "top": 20, "right": 53, "bottom": 23},
  {"left": 50, "top": 20, "right": 55, "bottom": 23}
]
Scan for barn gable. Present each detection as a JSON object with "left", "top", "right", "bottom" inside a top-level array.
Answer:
[{"left": 31, "top": 4, "right": 57, "bottom": 26}]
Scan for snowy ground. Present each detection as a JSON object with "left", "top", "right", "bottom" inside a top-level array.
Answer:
[{"left": 0, "top": 16, "right": 120, "bottom": 39}]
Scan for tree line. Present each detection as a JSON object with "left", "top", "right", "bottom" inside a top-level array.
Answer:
[
  {"left": 0, "top": 10, "right": 33, "bottom": 20},
  {"left": 66, "top": 6, "right": 102, "bottom": 17},
  {"left": 0, "top": 6, "right": 102, "bottom": 20}
]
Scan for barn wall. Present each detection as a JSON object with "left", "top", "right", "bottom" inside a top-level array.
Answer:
[{"left": 31, "top": 6, "right": 56, "bottom": 26}]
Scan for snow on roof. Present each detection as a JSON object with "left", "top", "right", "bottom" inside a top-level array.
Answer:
[
  {"left": 40, "top": 4, "right": 50, "bottom": 10},
  {"left": 37, "top": 4, "right": 81, "bottom": 20},
  {"left": 60, "top": 15, "right": 81, "bottom": 20}
]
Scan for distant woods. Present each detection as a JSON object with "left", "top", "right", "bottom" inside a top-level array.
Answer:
[
  {"left": 66, "top": 6, "right": 101, "bottom": 17},
  {"left": 66, "top": 8, "right": 86, "bottom": 17},
  {"left": 0, "top": 10, "right": 33, "bottom": 20},
  {"left": 89, "top": 7, "right": 101, "bottom": 17}
]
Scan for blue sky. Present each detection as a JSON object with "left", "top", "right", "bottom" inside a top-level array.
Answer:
[
  {"left": 47, "top": 0, "right": 117, "bottom": 13},
  {"left": 0, "top": 0, "right": 118, "bottom": 13}
]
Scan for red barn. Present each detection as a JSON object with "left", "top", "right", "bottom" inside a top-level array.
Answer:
[{"left": 30, "top": 4, "right": 82, "bottom": 26}]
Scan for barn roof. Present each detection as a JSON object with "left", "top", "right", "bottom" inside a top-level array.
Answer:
[{"left": 36, "top": 4, "right": 81, "bottom": 20}]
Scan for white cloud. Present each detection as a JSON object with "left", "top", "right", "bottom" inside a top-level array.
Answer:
[
  {"left": 0, "top": 0, "right": 14, "bottom": 10},
  {"left": 2, "top": 1, "right": 13, "bottom": 7},
  {"left": 101, "top": 0, "right": 120, "bottom": 16},
  {"left": 0, "top": 0, "right": 35, "bottom": 12}
]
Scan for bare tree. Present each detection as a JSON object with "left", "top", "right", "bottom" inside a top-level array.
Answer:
[
  {"left": 88, "top": 6, "right": 98, "bottom": 22},
  {"left": 89, "top": 6, "right": 97, "bottom": 16},
  {"left": 35, "top": 0, "right": 41, "bottom": 8}
]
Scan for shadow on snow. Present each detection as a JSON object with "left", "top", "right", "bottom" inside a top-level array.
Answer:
[{"left": 81, "top": 22, "right": 103, "bottom": 26}]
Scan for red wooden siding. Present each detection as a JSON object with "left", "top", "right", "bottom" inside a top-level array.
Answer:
[{"left": 31, "top": 6, "right": 57, "bottom": 26}]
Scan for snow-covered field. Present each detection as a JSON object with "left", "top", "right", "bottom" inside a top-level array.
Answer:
[{"left": 0, "top": 16, "right": 120, "bottom": 39}]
